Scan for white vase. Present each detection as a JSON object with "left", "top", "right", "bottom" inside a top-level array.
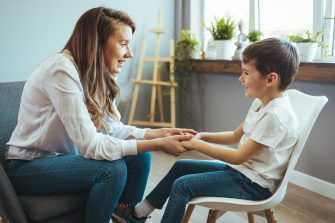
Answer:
[
  {"left": 205, "top": 41, "right": 217, "bottom": 59},
  {"left": 295, "top": 42, "right": 318, "bottom": 62},
  {"left": 213, "top": 40, "right": 236, "bottom": 60}
]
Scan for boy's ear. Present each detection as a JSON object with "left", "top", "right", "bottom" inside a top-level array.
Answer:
[{"left": 266, "top": 72, "right": 279, "bottom": 86}]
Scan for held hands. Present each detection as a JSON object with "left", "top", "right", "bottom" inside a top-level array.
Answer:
[
  {"left": 158, "top": 135, "right": 193, "bottom": 156},
  {"left": 144, "top": 128, "right": 197, "bottom": 139},
  {"left": 144, "top": 128, "right": 198, "bottom": 156}
]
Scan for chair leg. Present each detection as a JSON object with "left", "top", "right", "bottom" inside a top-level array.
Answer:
[
  {"left": 206, "top": 209, "right": 218, "bottom": 223},
  {"left": 247, "top": 212, "right": 255, "bottom": 223},
  {"left": 181, "top": 204, "right": 195, "bottom": 223},
  {"left": 264, "top": 209, "right": 276, "bottom": 223}
]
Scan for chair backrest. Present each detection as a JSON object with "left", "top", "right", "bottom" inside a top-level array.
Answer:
[
  {"left": 0, "top": 81, "right": 25, "bottom": 168},
  {"left": 274, "top": 89, "right": 328, "bottom": 197}
]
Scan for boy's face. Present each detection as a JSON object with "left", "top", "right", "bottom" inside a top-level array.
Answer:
[{"left": 239, "top": 60, "right": 270, "bottom": 99}]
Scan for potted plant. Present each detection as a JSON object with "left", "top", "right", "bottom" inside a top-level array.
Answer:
[
  {"left": 288, "top": 30, "right": 327, "bottom": 62},
  {"left": 247, "top": 30, "right": 263, "bottom": 42},
  {"left": 207, "top": 16, "right": 236, "bottom": 60},
  {"left": 175, "top": 29, "right": 200, "bottom": 127},
  {"left": 175, "top": 29, "right": 199, "bottom": 60},
  {"left": 175, "top": 29, "right": 199, "bottom": 100}
]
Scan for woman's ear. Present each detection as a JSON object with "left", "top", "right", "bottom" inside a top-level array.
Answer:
[{"left": 266, "top": 72, "right": 279, "bottom": 87}]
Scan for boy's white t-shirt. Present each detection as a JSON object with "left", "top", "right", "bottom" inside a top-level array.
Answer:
[{"left": 229, "top": 93, "right": 299, "bottom": 193}]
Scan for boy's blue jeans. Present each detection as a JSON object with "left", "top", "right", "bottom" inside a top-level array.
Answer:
[
  {"left": 145, "top": 159, "right": 272, "bottom": 223},
  {"left": 7, "top": 152, "right": 151, "bottom": 223}
]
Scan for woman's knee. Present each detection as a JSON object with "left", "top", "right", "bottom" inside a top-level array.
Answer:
[
  {"left": 138, "top": 152, "right": 151, "bottom": 169},
  {"left": 96, "top": 159, "right": 128, "bottom": 189},
  {"left": 127, "top": 152, "right": 151, "bottom": 174}
]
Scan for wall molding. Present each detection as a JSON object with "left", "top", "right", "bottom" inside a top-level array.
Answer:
[{"left": 290, "top": 170, "right": 335, "bottom": 200}]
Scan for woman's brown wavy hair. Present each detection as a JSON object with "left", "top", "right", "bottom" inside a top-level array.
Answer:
[{"left": 63, "top": 7, "right": 135, "bottom": 132}]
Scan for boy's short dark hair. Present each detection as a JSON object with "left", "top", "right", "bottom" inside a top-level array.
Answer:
[{"left": 242, "top": 38, "right": 300, "bottom": 90}]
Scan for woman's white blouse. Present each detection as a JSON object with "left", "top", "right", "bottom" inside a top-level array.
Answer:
[{"left": 6, "top": 53, "right": 147, "bottom": 161}]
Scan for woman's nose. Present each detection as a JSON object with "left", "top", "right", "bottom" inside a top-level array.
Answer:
[{"left": 125, "top": 47, "right": 133, "bottom": 59}]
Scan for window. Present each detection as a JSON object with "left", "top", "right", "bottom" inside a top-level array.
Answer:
[
  {"left": 202, "top": 0, "right": 335, "bottom": 60},
  {"left": 322, "top": 0, "right": 335, "bottom": 59},
  {"left": 258, "top": 0, "right": 313, "bottom": 38},
  {"left": 203, "top": 0, "right": 250, "bottom": 50},
  {"left": 204, "top": 0, "right": 249, "bottom": 27}
]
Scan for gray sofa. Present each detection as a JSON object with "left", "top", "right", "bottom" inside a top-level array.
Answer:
[{"left": 0, "top": 81, "right": 87, "bottom": 223}]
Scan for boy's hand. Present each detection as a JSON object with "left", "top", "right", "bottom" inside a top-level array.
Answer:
[
  {"left": 181, "top": 138, "right": 203, "bottom": 151},
  {"left": 145, "top": 128, "right": 197, "bottom": 139},
  {"left": 193, "top": 133, "right": 202, "bottom": 140}
]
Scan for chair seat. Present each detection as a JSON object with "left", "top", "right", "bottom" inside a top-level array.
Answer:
[
  {"left": 188, "top": 194, "right": 282, "bottom": 212},
  {"left": 19, "top": 193, "right": 87, "bottom": 222}
]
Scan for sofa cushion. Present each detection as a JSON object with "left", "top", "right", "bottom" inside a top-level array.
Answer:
[{"left": 19, "top": 193, "right": 87, "bottom": 222}]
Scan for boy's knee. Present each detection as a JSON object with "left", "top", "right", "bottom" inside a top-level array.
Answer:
[
  {"left": 171, "top": 176, "right": 190, "bottom": 195},
  {"left": 172, "top": 159, "right": 190, "bottom": 170}
]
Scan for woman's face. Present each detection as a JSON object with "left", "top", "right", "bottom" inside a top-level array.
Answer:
[{"left": 104, "top": 23, "right": 133, "bottom": 75}]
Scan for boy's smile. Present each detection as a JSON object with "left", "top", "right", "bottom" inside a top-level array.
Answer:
[
  {"left": 240, "top": 61, "right": 268, "bottom": 99},
  {"left": 239, "top": 60, "right": 282, "bottom": 107}
]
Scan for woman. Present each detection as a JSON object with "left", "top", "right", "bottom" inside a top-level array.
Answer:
[{"left": 6, "top": 7, "right": 195, "bottom": 223}]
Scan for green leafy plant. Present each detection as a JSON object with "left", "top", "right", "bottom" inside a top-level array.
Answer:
[
  {"left": 175, "top": 30, "right": 199, "bottom": 61},
  {"left": 247, "top": 30, "right": 263, "bottom": 42},
  {"left": 288, "top": 30, "right": 327, "bottom": 49},
  {"left": 207, "top": 16, "right": 236, "bottom": 40},
  {"left": 175, "top": 29, "right": 199, "bottom": 128},
  {"left": 175, "top": 29, "right": 199, "bottom": 100}
]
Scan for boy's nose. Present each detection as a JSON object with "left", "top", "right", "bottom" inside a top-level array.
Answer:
[{"left": 239, "top": 73, "right": 244, "bottom": 82}]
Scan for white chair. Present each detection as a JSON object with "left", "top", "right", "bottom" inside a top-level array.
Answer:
[{"left": 181, "top": 89, "right": 328, "bottom": 223}]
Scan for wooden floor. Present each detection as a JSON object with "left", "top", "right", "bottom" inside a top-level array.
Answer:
[{"left": 144, "top": 151, "right": 335, "bottom": 223}]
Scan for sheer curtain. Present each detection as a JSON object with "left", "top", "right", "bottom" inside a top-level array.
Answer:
[
  {"left": 174, "top": 0, "right": 206, "bottom": 129},
  {"left": 174, "top": 0, "right": 204, "bottom": 46}
]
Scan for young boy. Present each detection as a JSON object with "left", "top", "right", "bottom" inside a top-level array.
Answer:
[{"left": 115, "top": 38, "right": 300, "bottom": 223}]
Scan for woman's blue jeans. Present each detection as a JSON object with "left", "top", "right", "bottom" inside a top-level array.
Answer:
[
  {"left": 7, "top": 152, "right": 151, "bottom": 223},
  {"left": 145, "top": 159, "right": 272, "bottom": 223}
]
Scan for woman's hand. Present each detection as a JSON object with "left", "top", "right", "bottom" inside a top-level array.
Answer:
[
  {"left": 158, "top": 135, "right": 193, "bottom": 156},
  {"left": 144, "top": 128, "right": 197, "bottom": 139}
]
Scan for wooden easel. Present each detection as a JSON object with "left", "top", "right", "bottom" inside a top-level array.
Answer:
[{"left": 128, "top": 11, "right": 177, "bottom": 128}]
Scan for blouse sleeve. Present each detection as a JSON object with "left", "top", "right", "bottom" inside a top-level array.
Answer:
[
  {"left": 105, "top": 114, "right": 149, "bottom": 140},
  {"left": 42, "top": 59, "right": 137, "bottom": 160}
]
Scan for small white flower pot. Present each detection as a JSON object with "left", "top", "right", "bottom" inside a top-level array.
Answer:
[
  {"left": 295, "top": 42, "right": 318, "bottom": 62},
  {"left": 213, "top": 40, "right": 236, "bottom": 60}
]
